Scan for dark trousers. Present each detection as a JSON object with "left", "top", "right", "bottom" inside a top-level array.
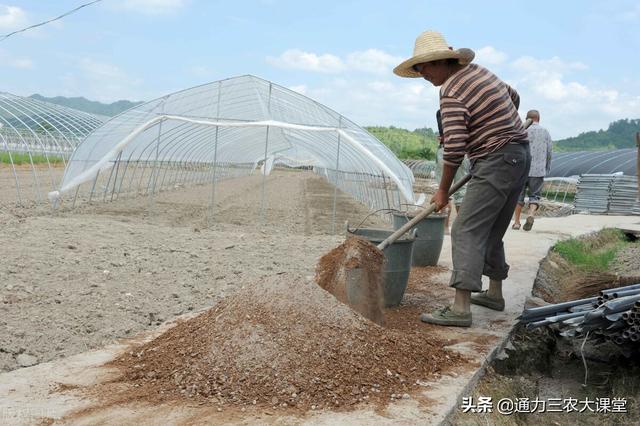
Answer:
[{"left": 449, "top": 142, "right": 531, "bottom": 292}]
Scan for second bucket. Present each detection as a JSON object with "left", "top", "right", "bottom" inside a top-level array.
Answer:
[{"left": 392, "top": 211, "right": 445, "bottom": 267}]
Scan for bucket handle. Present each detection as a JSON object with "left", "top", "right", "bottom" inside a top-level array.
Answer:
[
  {"left": 398, "top": 203, "right": 447, "bottom": 223},
  {"left": 345, "top": 220, "right": 418, "bottom": 240},
  {"left": 350, "top": 208, "right": 403, "bottom": 233},
  {"left": 400, "top": 203, "right": 427, "bottom": 210}
]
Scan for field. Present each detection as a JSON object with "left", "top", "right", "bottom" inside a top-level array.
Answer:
[{"left": 0, "top": 167, "right": 388, "bottom": 372}]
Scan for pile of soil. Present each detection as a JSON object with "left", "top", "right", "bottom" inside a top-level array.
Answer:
[
  {"left": 315, "top": 236, "right": 385, "bottom": 324},
  {"left": 107, "top": 274, "right": 459, "bottom": 412}
]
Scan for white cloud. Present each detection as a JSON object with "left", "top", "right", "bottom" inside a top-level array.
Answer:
[
  {"left": 509, "top": 55, "right": 591, "bottom": 103},
  {"left": 0, "top": 4, "right": 60, "bottom": 39},
  {"left": 293, "top": 78, "right": 440, "bottom": 130},
  {"left": 267, "top": 49, "right": 346, "bottom": 73},
  {"left": 282, "top": 51, "right": 640, "bottom": 140},
  {"left": 0, "top": 4, "right": 27, "bottom": 30},
  {"left": 475, "top": 46, "right": 508, "bottom": 66},
  {"left": 268, "top": 48, "right": 402, "bottom": 75},
  {"left": 511, "top": 56, "right": 587, "bottom": 73},
  {"left": 346, "top": 49, "right": 403, "bottom": 74},
  {"left": 506, "top": 54, "right": 640, "bottom": 137},
  {"left": 111, "top": 0, "right": 187, "bottom": 15}
]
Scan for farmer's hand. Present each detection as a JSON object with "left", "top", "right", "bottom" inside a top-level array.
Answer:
[{"left": 431, "top": 189, "right": 449, "bottom": 212}]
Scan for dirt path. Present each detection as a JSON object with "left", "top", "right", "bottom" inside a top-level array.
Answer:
[{"left": 0, "top": 170, "right": 386, "bottom": 372}]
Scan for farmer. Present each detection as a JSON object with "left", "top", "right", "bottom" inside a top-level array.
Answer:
[
  {"left": 435, "top": 109, "right": 470, "bottom": 233},
  {"left": 512, "top": 109, "right": 553, "bottom": 231},
  {"left": 394, "top": 30, "right": 530, "bottom": 327}
]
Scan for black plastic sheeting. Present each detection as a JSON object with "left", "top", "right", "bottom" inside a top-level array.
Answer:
[{"left": 549, "top": 148, "right": 638, "bottom": 177}]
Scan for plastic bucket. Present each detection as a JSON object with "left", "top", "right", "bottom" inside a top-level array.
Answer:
[
  {"left": 346, "top": 227, "right": 415, "bottom": 307},
  {"left": 392, "top": 212, "right": 445, "bottom": 266}
]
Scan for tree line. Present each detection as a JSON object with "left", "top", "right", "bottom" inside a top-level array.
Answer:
[
  {"left": 369, "top": 118, "right": 640, "bottom": 159},
  {"left": 365, "top": 126, "right": 438, "bottom": 160},
  {"left": 554, "top": 118, "right": 640, "bottom": 152}
]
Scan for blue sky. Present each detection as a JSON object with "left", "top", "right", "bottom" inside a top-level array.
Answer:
[{"left": 1, "top": 0, "right": 639, "bottom": 138}]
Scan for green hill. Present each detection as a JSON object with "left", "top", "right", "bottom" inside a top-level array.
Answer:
[
  {"left": 555, "top": 118, "right": 640, "bottom": 152},
  {"left": 29, "top": 94, "right": 144, "bottom": 117},
  {"left": 365, "top": 126, "right": 438, "bottom": 160}
]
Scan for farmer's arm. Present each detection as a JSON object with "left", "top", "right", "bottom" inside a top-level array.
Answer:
[
  {"left": 432, "top": 96, "right": 468, "bottom": 210},
  {"left": 432, "top": 164, "right": 459, "bottom": 210}
]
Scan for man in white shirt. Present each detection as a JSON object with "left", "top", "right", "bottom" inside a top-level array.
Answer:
[{"left": 512, "top": 110, "right": 552, "bottom": 231}]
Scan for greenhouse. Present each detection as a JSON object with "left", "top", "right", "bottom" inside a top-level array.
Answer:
[
  {"left": 50, "top": 75, "right": 415, "bottom": 216},
  {"left": 0, "top": 92, "right": 105, "bottom": 206},
  {"left": 548, "top": 148, "right": 638, "bottom": 178},
  {"left": 403, "top": 159, "right": 436, "bottom": 179}
]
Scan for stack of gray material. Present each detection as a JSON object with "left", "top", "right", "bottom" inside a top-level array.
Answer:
[
  {"left": 574, "top": 174, "right": 640, "bottom": 215},
  {"left": 520, "top": 283, "right": 640, "bottom": 348},
  {"left": 610, "top": 175, "right": 639, "bottom": 215},
  {"left": 574, "top": 174, "right": 614, "bottom": 214}
]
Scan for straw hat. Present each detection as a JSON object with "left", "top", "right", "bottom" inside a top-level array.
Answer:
[{"left": 393, "top": 31, "right": 474, "bottom": 78}]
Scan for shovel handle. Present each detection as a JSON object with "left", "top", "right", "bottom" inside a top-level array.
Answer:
[{"left": 377, "top": 173, "right": 471, "bottom": 251}]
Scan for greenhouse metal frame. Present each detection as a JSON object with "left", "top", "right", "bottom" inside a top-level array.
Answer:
[
  {"left": 0, "top": 92, "right": 105, "bottom": 206},
  {"left": 52, "top": 75, "right": 416, "bottom": 225}
]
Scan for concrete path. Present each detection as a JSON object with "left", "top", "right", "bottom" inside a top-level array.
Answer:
[{"left": 1, "top": 214, "right": 639, "bottom": 425}]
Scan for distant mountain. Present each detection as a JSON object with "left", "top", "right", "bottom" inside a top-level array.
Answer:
[
  {"left": 555, "top": 118, "right": 640, "bottom": 152},
  {"left": 29, "top": 94, "right": 144, "bottom": 117}
]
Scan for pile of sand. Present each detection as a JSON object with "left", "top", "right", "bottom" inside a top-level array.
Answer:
[{"left": 109, "top": 274, "right": 458, "bottom": 411}]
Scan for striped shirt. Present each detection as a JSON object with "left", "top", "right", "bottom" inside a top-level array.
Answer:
[{"left": 439, "top": 64, "right": 528, "bottom": 167}]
